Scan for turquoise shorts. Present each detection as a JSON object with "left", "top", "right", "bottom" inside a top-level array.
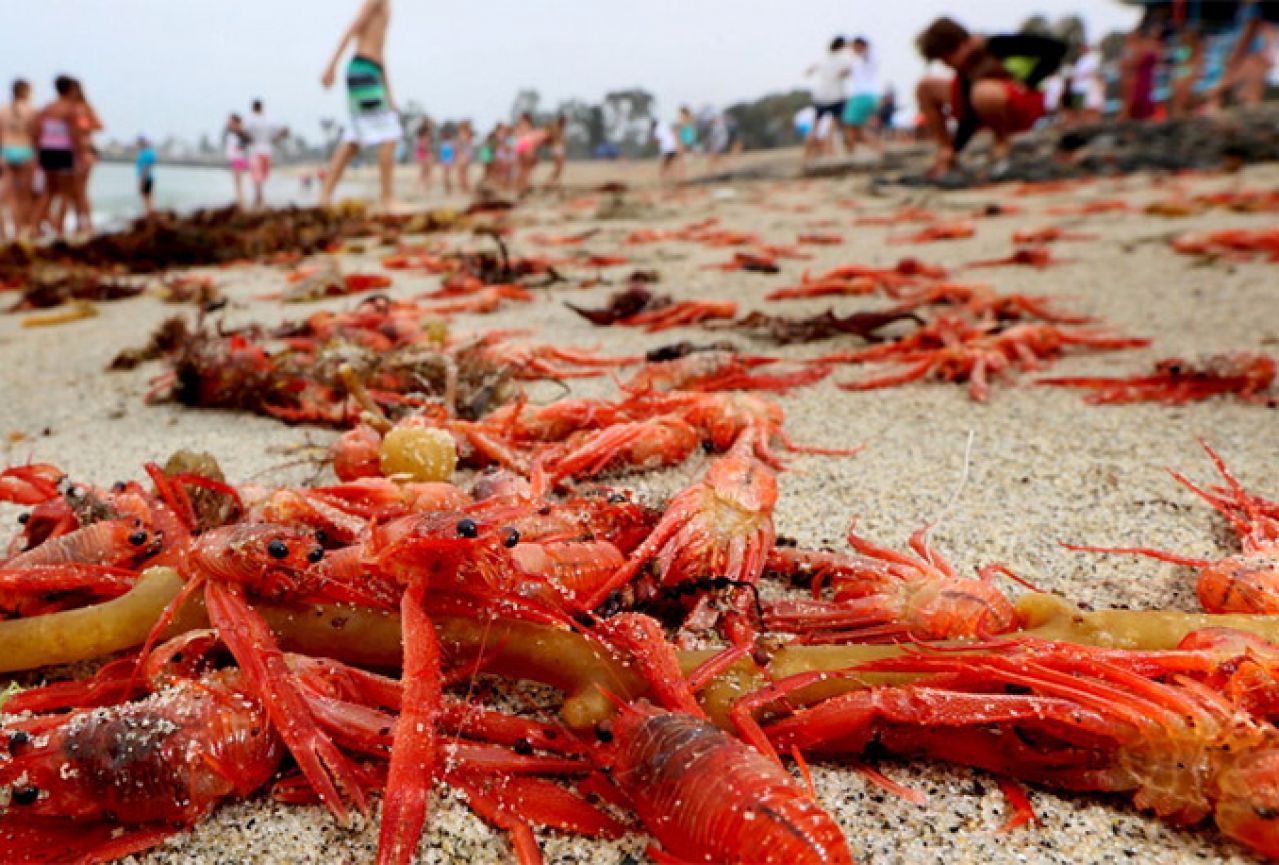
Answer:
[
  {"left": 2, "top": 145, "right": 34, "bottom": 166},
  {"left": 842, "top": 94, "right": 879, "bottom": 127}
]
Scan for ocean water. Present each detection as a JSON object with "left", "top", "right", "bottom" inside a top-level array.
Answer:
[{"left": 88, "top": 161, "right": 335, "bottom": 229}]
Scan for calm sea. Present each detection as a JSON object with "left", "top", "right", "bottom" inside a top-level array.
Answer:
[{"left": 89, "top": 161, "right": 340, "bottom": 229}]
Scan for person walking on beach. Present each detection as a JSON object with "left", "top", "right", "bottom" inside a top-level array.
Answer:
[
  {"left": 705, "top": 110, "right": 731, "bottom": 170},
  {"left": 513, "top": 113, "right": 546, "bottom": 196},
  {"left": 477, "top": 125, "right": 500, "bottom": 191},
  {"left": 495, "top": 123, "right": 516, "bottom": 191},
  {"left": 245, "top": 100, "right": 288, "bottom": 209},
  {"left": 795, "top": 105, "right": 819, "bottom": 161},
  {"left": 223, "top": 114, "right": 251, "bottom": 209},
  {"left": 653, "top": 118, "right": 682, "bottom": 184},
  {"left": 0, "top": 79, "right": 37, "bottom": 237},
  {"left": 1119, "top": 21, "right": 1161, "bottom": 121},
  {"left": 545, "top": 115, "right": 567, "bottom": 186},
  {"left": 415, "top": 119, "right": 435, "bottom": 195},
  {"left": 135, "top": 136, "right": 157, "bottom": 218},
  {"left": 455, "top": 120, "right": 474, "bottom": 194},
  {"left": 319, "top": 0, "right": 401, "bottom": 211},
  {"left": 842, "top": 36, "right": 882, "bottom": 156},
  {"left": 804, "top": 37, "right": 852, "bottom": 165},
  {"left": 67, "top": 79, "right": 102, "bottom": 235},
  {"left": 29, "top": 76, "right": 84, "bottom": 238},
  {"left": 677, "top": 106, "right": 699, "bottom": 155},
  {"left": 914, "top": 17, "right": 1065, "bottom": 177},
  {"left": 438, "top": 127, "right": 457, "bottom": 195}
]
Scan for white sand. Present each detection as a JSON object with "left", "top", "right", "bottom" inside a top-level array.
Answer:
[{"left": 2, "top": 156, "right": 1278, "bottom": 864}]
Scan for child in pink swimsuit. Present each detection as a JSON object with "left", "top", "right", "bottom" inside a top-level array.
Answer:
[{"left": 513, "top": 114, "right": 548, "bottom": 195}]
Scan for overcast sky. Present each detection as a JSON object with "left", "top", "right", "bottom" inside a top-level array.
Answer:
[{"left": 5, "top": 1, "right": 1140, "bottom": 144}]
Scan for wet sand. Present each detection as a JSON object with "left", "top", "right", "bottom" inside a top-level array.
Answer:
[{"left": 2, "top": 155, "right": 1278, "bottom": 864}]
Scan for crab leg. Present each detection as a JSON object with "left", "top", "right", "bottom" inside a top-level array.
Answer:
[
  {"left": 378, "top": 582, "right": 443, "bottom": 865},
  {"left": 205, "top": 580, "right": 367, "bottom": 822}
]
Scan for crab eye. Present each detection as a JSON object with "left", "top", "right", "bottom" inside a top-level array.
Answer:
[
  {"left": 501, "top": 527, "right": 520, "bottom": 548},
  {"left": 266, "top": 539, "right": 289, "bottom": 559},
  {"left": 456, "top": 518, "right": 478, "bottom": 539},
  {"left": 10, "top": 785, "right": 39, "bottom": 805},
  {"left": 128, "top": 530, "right": 148, "bottom": 546},
  {"left": 306, "top": 546, "right": 325, "bottom": 563}
]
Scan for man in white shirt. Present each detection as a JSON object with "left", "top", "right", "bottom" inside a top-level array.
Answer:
[
  {"left": 805, "top": 37, "right": 852, "bottom": 161},
  {"left": 653, "top": 119, "right": 683, "bottom": 183},
  {"left": 245, "top": 100, "right": 288, "bottom": 209}
]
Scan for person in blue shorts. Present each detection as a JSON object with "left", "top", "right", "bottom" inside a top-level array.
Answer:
[
  {"left": 438, "top": 129, "right": 457, "bottom": 195},
  {"left": 135, "top": 136, "right": 157, "bottom": 218},
  {"left": 0, "top": 79, "right": 37, "bottom": 236},
  {"left": 842, "top": 36, "right": 881, "bottom": 154}
]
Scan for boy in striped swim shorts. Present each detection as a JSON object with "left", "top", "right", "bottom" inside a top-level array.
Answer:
[{"left": 319, "top": 0, "right": 401, "bottom": 211}]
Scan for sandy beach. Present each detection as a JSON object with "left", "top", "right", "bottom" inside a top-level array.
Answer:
[{"left": 2, "top": 154, "right": 1278, "bottom": 864}]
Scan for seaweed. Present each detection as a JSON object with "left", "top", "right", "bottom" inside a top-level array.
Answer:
[{"left": 722, "top": 309, "right": 922, "bottom": 345}]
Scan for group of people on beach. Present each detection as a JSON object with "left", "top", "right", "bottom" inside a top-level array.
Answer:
[
  {"left": 802, "top": 2, "right": 1279, "bottom": 182},
  {"left": 414, "top": 113, "right": 568, "bottom": 198},
  {"left": 222, "top": 102, "right": 290, "bottom": 211},
  {"left": 800, "top": 35, "right": 890, "bottom": 164},
  {"left": 0, "top": 75, "right": 103, "bottom": 240},
  {"left": 1114, "top": 0, "right": 1277, "bottom": 122},
  {"left": 216, "top": 0, "right": 1279, "bottom": 211},
  {"left": 208, "top": 0, "right": 396, "bottom": 213},
  {"left": 797, "top": 21, "right": 1082, "bottom": 176},
  {"left": 912, "top": 17, "right": 1069, "bottom": 177},
  {"left": 652, "top": 106, "right": 736, "bottom": 184},
  {"left": 9, "top": 0, "right": 1279, "bottom": 236}
]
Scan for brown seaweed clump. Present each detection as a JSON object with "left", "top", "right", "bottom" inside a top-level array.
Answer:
[
  {"left": 721, "top": 309, "right": 922, "bottom": 345},
  {"left": 8, "top": 265, "right": 144, "bottom": 311},
  {"left": 117, "top": 309, "right": 517, "bottom": 428},
  {"left": 0, "top": 206, "right": 461, "bottom": 311}
]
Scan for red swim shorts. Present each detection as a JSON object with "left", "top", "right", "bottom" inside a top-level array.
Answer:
[
  {"left": 250, "top": 154, "right": 272, "bottom": 185},
  {"left": 1005, "top": 81, "right": 1046, "bottom": 133},
  {"left": 951, "top": 78, "right": 1047, "bottom": 135}
]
